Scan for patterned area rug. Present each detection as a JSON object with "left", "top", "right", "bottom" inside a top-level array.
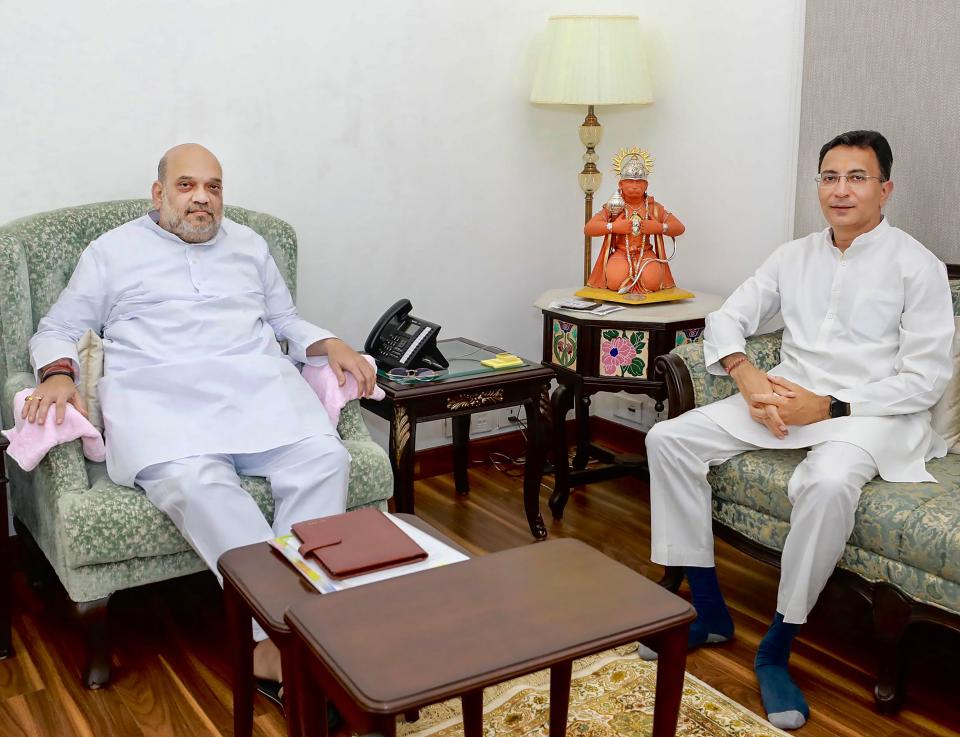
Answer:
[{"left": 397, "top": 645, "right": 787, "bottom": 737}]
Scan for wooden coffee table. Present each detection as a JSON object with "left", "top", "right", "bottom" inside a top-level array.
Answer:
[
  {"left": 217, "top": 513, "right": 468, "bottom": 737},
  {"left": 285, "top": 538, "right": 695, "bottom": 737}
]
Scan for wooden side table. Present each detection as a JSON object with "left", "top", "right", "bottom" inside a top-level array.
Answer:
[
  {"left": 0, "top": 435, "right": 11, "bottom": 659},
  {"left": 361, "top": 338, "right": 555, "bottom": 540},
  {"left": 535, "top": 288, "right": 724, "bottom": 520},
  {"left": 285, "top": 538, "right": 694, "bottom": 737},
  {"left": 218, "top": 514, "right": 468, "bottom": 737}
]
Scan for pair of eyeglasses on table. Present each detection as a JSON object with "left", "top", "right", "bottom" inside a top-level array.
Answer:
[{"left": 379, "top": 367, "right": 445, "bottom": 384}]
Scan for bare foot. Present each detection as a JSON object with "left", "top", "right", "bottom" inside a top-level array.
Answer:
[{"left": 253, "top": 638, "right": 283, "bottom": 684}]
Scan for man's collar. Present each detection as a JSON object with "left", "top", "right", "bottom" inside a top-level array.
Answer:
[
  {"left": 826, "top": 216, "right": 889, "bottom": 253},
  {"left": 145, "top": 209, "right": 226, "bottom": 246}
]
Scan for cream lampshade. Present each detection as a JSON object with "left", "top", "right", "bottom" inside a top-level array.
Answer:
[{"left": 531, "top": 15, "right": 654, "bottom": 283}]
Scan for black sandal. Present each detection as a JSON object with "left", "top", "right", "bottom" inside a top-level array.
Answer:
[
  {"left": 256, "top": 678, "right": 284, "bottom": 711},
  {"left": 255, "top": 678, "right": 342, "bottom": 730}
]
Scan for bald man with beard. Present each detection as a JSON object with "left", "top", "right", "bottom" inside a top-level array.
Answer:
[{"left": 24, "top": 143, "right": 374, "bottom": 695}]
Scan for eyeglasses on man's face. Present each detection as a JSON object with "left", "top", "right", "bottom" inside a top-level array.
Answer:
[
  {"left": 386, "top": 367, "right": 438, "bottom": 383},
  {"left": 814, "top": 173, "right": 886, "bottom": 188}
]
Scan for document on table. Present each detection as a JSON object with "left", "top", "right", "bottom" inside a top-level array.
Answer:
[{"left": 269, "top": 512, "right": 469, "bottom": 594}]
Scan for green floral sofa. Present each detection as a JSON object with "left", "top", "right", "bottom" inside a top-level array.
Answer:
[
  {"left": 655, "top": 282, "right": 960, "bottom": 713},
  {"left": 0, "top": 200, "right": 392, "bottom": 686}
]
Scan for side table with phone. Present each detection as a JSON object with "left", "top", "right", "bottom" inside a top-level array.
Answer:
[{"left": 361, "top": 301, "right": 555, "bottom": 539}]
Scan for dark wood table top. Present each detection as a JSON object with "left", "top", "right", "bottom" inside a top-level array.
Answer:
[
  {"left": 285, "top": 538, "right": 694, "bottom": 713},
  {"left": 217, "top": 514, "right": 468, "bottom": 634},
  {"left": 373, "top": 337, "right": 554, "bottom": 400}
]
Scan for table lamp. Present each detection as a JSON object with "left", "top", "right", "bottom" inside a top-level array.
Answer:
[{"left": 530, "top": 15, "right": 654, "bottom": 283}]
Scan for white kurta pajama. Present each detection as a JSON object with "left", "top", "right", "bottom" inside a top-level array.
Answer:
[
  {"left": 30, "top": 213, "right": 350, "bottom": 624},
  {"left": 647, "top": 218, "right": 954, "bottom": 623}
]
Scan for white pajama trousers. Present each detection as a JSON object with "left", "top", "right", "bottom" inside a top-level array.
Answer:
[
  {"left": 646, "top": 410, "right": 877, "bottom": 624},
  {"left": 136, "top": 434, "right": 350, "bottom": 641}
]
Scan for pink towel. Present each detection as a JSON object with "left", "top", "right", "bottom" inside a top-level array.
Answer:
[
  {"left": 301, "top": 355, "right": 385, "bottom": 426},
  {"left": 2, "top": 388, "right": 106, "bottom": 471}
]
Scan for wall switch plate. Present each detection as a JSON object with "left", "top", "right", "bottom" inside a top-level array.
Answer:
[{"left": 471, "top": 411, "right": 494, "bottom": 434}]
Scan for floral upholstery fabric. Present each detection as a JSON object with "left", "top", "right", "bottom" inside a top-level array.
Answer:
[
  {"left": 672, "top": 283, "right": 960, "bottom": 616},
  {"left": 1, "top": 201, "right": 392, "bottom": 603}
]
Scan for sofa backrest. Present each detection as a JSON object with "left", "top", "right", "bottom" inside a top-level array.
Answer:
[{"left": 0, "top": 199, "right": 298, "bottom": 401}]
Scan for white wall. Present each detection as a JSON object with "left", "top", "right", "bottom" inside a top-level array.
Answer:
[{"left": 0, "top": 0, "right": 804, "bottom": 445}]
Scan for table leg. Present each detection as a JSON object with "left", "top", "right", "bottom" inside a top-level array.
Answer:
[
  {"left": 651, "top": 622, "right": 689, "bottom": 737},
  {"left": 572, "top": 391, "right": 591, "bottom": 471},
  {"left": 548, "top": 383, "right": 575, "bottom": 520},
  {"left": 288, "top": 636, "right": 327, "bottom": 737},
  {"left": 549, "top": 660, "right": 572, "bottom": 737},
  {"left": 462, "top": 688, "right": 484, "bottom": 737},
  {"left": 223, "top": 580, "right": 254, "bottom": 737},
  {"left": 0, "top": 448, "right": 10, "bottom": 659},
  {"left": 522, "top": 388, "right": 548, "bottom": 540},
  {"left": 370, "top": 713, "right": 398, "bottom": 737},
  {"left": 389, "top": 404, "right": 418, "bottom": 514},
  {"left": 452, "top": 414, "right": 470, "bottom": 495}
]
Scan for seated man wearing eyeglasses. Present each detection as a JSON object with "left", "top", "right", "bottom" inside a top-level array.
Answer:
[
  {"left": 22, "top": 143, "right": 377, "bottom": 701},
  {"left": 642, "top": 130, "right": 954, "bottom": 729}
]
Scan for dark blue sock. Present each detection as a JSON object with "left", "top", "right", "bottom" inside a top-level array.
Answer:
[
  {"left": 684, "top": 566, "right": 734, "bottom": 648},
  {"left": 754, "top": 612, "right": 809, "bottom": 730}
]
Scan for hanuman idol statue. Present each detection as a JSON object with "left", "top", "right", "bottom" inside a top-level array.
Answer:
[{"left": 580, "top": 148, "right": 688, "bottom": 302}]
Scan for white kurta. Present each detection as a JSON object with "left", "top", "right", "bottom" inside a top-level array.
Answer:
[
  {"left": 30, "top": 213, "right": 337, "bottom": 487},
  {"left": 700, "top": 218, "right": 954, "bottom": 482}
]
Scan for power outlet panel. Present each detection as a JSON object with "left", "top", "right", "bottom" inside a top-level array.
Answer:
[{"left": 471, "top": 411, "right": 494, "bottom": 434}]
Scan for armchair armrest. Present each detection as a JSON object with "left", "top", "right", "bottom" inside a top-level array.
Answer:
[
  {"left": 3, "top": 371, "right": 91, "bottom": 499},
  {"left": 654, "top": 330, "right": 784, "bottom": 417}
]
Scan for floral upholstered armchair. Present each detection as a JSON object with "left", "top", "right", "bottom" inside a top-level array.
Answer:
[{"left": 0, "top": 200, "right": 393, "bottom": 687}]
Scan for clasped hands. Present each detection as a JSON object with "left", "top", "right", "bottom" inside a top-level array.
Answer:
[
  {"left": 602, "top": 207, "right": 664, "bottom": 236},
  {"left": 729, "top": 361, "right": 830, "bottom": 440}
]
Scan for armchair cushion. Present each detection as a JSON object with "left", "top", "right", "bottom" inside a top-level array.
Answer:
[{"left": 672, "top": 330, "right": 782, "bottom": 409}]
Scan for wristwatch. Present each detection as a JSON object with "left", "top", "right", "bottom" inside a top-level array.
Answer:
[{"left": 828, "top": 395, "right": 850, "bottom": 418}]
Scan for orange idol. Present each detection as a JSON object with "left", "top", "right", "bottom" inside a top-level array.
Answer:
[{"left": 585, "top": 148, "right": 684, "bottom": 295}]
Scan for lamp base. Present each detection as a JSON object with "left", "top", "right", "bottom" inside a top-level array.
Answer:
[{"left": 574, "top": 286, "right": 696, "bottom": 305}]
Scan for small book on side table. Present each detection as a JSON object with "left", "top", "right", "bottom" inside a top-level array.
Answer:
[{"left": 292, "top": 508, "right": 427, "bottom": 579}]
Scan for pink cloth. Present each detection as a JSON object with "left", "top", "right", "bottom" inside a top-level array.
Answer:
[
  {"left": 2, "top": 388, "right": 106, "bottom": 471},
  {"left": 301, "top": 355, "right": 385, "bottom": 426}
]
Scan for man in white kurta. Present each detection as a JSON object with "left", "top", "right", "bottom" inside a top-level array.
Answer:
[
  {"left": 644, "top": 131, "right": 954, "bottom": 729},
  {"left": 23, "top": 143, "right": 376, "bottom": 692}
]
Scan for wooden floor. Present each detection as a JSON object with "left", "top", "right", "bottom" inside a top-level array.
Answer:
[{"left": 2, "top": 463, "right": 960, "bottom": 737}]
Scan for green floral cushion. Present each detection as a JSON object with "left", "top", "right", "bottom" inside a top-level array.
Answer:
[
  {"left": 1, "top": 202, "right": 392, "bottom": 603},
  {"left": 672, "top": 331, "right": 783, "bottom": 409}
]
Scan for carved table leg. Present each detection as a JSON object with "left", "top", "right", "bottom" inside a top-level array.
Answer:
[
  {"left": 522, "top": 386, "right": 548, "bottom": 540},
  {"left": 548, "top": 383, "right": 575, "bottom": 520},
  {"left": 452, "top": 415, "right": 470, "bottom": 495},
  {"left": 389, "top": 405, "right": 418, "bottom": 514},
  {"left": 572, "top": 391, "right": 591, "bottom": 471}
]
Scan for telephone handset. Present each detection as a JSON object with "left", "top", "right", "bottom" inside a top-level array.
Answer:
[{"left": 364, "top": 299, "right": 449, "bottom": 372}]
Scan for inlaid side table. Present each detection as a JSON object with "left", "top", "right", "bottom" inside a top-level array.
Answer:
[
  {"left": 361, "top": 338, "right": 555, "bottom": 540},
  {"left": 535, "top": 288, "right": 724, "bottom": 519}
]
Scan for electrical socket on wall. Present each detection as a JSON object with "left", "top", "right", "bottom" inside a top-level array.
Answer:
[
  {"left": 499, "top": 406, "right": 523, "bottom": 429},
  {"left": 614, "top": 396, "right": 645, "bottom": 425}
]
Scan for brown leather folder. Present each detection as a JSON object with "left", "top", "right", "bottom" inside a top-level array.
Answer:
[{"left": 292, "top": 508, "right": 428, "bottom": 579}]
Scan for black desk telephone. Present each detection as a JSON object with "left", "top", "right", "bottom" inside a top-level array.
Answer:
[{"left": 364, "top": 299, "right": 449, "bottom": 372}]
